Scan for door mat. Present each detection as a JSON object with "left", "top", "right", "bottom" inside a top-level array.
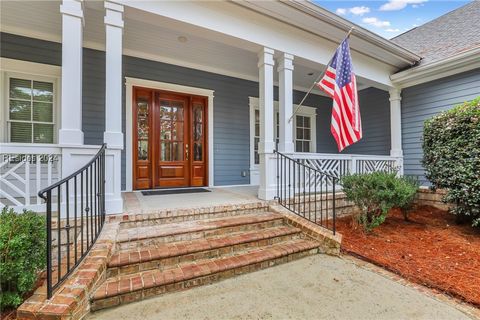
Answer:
[{"left": 141, "top": 188, "right": 211, "bottom": 196}]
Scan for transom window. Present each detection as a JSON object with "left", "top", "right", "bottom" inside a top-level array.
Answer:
[
  {"left": 8, "top": 77, "right": 55, "bottom": 144},
  {"left": 252, "top": 101, "right": 316, "bottom": 165}
]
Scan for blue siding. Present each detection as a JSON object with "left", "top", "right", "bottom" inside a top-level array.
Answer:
[
  {"left": 402, "top": 68, "right": 480, "bottom": 185},
  {"left": 343, "top": 88, "right": 390, "bottom": 155},
  {"left": 1, "top": 32, "right": 392, "bottom": 189}
]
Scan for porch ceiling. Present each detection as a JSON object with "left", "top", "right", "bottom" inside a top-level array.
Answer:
[{"left": 1, "top": 0, "right": 374, "bottom": 93}]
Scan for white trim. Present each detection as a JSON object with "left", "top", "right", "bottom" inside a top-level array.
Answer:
[
  {"left": 125, "top": 77, "right": 215, "bottom": 191},
  {"left": 391, "top": 47, "right": 480, "bottom": 88},
  {"left": 248, "top": 96, "right": 317, "bottom": 185},
  {"left": 0, "top": 26, "right": 319, "bottom": 94},
  {"left": 1, "top": 58, "right": 61, "bottom": 144}
]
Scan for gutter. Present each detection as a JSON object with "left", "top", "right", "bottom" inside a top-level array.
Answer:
[
  {"left": 391, "top": 46, "right": 480, "bottom": 88},
  {"left": 284, "top": 0, "right": 422, "bottom": 65}
]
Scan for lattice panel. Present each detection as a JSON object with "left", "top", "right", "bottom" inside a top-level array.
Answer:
[
  {"left": 0, "top": 155, "right": 60, "bottom": 208},
  {"left": 357, "top": 160, "right": 397, "bottom": 174},
  {"left": 301, "top": 158, "right": 350, "bottom": 178}
]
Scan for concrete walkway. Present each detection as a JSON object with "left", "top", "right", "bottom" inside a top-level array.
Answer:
[{"left": 88, "top": 255, "right": 474, "bottom": 320}]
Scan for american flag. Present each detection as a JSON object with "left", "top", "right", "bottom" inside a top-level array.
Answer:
[{"left": 318, "top": 38, "right": 362, "bottom": 152}]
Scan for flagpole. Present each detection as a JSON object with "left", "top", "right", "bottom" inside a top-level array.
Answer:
[{"left": 288, "top": 26, "right": 355, "bottom": 123}]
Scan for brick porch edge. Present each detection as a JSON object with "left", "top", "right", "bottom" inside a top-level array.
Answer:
[
  {"left": 268, "top": 204, "right": 342, "bottom": 255},
  {"left": 16, "top": 221, "right": 119, "bottom": 320}
]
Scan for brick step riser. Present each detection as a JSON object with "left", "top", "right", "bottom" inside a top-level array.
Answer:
[
  {"left": 120, "top": 208, "right": 269, "bottom": 230},
  {"left": 117, "top": 219, "right": 286, "bottom": 250},
  {"left": 108, "top": 232, "right": 304, "bottom": 278},
  {"left": 91, "top": 247, "right": 319, "bottom": 311}
]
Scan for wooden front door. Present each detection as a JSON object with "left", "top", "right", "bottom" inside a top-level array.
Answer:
[{"left": 133, "top": 87, "right": 208, "bottom": 190}]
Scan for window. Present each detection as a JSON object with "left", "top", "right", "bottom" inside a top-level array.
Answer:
[
  {"left": 7, "top": 77, "right": 55, "bottom": 144},
  {"left": 251, "top": 98, "right": 316, "bottom": 165},
  {"left": 295, "top": 115, "right": 311, "bottom": 152}
]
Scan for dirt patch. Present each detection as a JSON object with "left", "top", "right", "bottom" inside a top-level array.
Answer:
[{"left": 337, "top": 205, "right": 480, "bottom": 307}]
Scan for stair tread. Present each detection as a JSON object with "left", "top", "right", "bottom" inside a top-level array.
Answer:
[
  {"left": 109, "top": 225, "right": 302, "bottom": 267},
  {"left": 117, "top": 212, "right": 283, "bottom": 243},
  {"left": 93, "top": 238, "right": 319, "bottom": 300}
]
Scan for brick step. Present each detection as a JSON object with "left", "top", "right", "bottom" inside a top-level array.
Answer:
[
  {"left": 120, "top": 206, "right": 269, "bottom": 229},
  {"left": 117, "top": 213, "right": 285, "bottom": 250},
  {"left": 91, "top": 239, "right": 320, "bottom": 311},
  {"left": 107, "top": 225, "right": 302, "bottom": 277}
]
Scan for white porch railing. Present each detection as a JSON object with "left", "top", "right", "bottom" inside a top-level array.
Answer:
[
  {"left": 292, "top": 152, "right": 403, "bottom": 179},
  {"left": 0, "top": 143, "right": 62, "bottom": 211}
]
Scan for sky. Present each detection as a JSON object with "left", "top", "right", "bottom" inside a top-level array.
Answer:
[{"left": 315, "top": 0, "right": 471, "bottom": 39}]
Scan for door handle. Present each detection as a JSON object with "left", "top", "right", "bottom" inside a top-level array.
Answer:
[{"left": 186, "top": 144, "right": 189, "bottom": 160}]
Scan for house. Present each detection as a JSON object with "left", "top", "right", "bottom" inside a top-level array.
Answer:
[
  {"left": 390, "top": 0, "right": 480, "bottom": 185},
  {"left": 2, "top": 1, "right": 479, "bottom": 318},
  {"left": 0, "top": 0, "right": 420, "bottom": 214}
]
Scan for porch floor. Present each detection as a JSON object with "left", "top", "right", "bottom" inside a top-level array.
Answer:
[{"left": 122, "top": 186, "right": 261, "bottom": 213}]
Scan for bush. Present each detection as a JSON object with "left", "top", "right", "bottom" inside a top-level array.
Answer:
[
  {"left": 341, "top": 172, "right": 418, "bottom": 231},
  {"left": 422, "top": 97, "right": 480, "bottom": 227},
  {"left": 0, "top": 207, "right": 46, "bottom": 310}
]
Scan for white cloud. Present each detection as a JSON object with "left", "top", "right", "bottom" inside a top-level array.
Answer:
[
  {"left": 349, "top": 6, "right": 370, "bottom": 16},
  {"left": 362, "top": 17, "right": 391, "bottom": 28},
  {"left": 385, "top": 28, "right": 401, "bottom": 32},
  {"left": 380, "top": 0, "right": 428, "bottom": 11},
  {"left": 336, "top": 6, "right": 370, "bottom": 16}
]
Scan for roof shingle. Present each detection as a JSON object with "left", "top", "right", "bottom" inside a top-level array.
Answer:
[{"left": 391, "top": 1, "right": 480, "bottom": 65}]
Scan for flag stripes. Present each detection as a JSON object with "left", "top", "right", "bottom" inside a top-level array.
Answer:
[{"left": 317, "top": 38, "right": 362, "bottom": 152}]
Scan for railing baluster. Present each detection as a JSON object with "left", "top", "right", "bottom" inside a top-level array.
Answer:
[
  {"left": 66, "top": 181, "right": 70, "bottom": 273},
  {"left": 284, "top": 156, "right": 286, "bottom": 206},
  {"left": 276, "top": 151, "right": 279, "bottom": 201},
  {"left": 74, "top": 176, "right": 78, "bottom": 264},
  {"left": 320, "top": 173, "right": 323, "bottom": 225},
  {"left": 90, "top": 165, "right": 93, "bottom": 244},
  {"left": 46, "top": 189, "right": 52, "bottom": 299},
  {"left": 298, "top": 162, "right": 301, "bottom": 216},
  {"left": 57, "top": 185, "right": 61, "bottom": 286},
  {"left": 333, "top": 177, "right": 336, "bottom": 235},
  {"left": 85, "top": 166, "right": 89, "bottom": 249},
  {"left": 94, "top": 160, "right": 98, "bottom": 237},
  {"left": 308, "top": 166, "right": 311, "bottom": 222},
  {"left": 81, "top": 171, "right": 84, "bottom": 256}
]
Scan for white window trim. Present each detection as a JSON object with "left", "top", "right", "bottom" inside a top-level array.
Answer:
[
  {"left": 249, "top": 96, "right": 316, "bottom": 185},
  {"left": 125, "top": 77, "right": 215, "bottom": 191},
  {"left": 1, "top": 58, "right": 61, "bottom": 144}
]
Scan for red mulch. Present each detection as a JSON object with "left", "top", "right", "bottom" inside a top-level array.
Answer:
[{"left": 337, "top": 206, "right": 480, "bottom": 306}]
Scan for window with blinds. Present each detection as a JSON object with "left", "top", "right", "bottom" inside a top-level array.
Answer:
[{"left": 8, "top": 77, "right": 55, "bottom": 144}]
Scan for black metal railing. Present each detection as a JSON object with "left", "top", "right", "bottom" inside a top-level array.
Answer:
[
  {"left": 275, "top": 150, "right": 338, "bottom": 234},
  {"left": 38, "top": 144, "right": 106, "bottom": 298}
]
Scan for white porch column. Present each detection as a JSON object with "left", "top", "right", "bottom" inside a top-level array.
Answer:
[
  {"left": 104, "top": 1, "right": 124, "bottom": 149},
  {"left": 277, "top": 53, "right": 295, "bottom": 153},
  {"left": 258, "top": 48, "right": 276, "bottom": 200},
  {"left": 389, "top": 88, "right": 403, "bottom": 157},
  {"left": 103, "top": 1, "right": 124, "bottom": 214},
  {"left": 59, "top": 0, "right": 84, "bottom": 145}
]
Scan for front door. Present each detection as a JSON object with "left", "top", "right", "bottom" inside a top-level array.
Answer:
[{"left": 133, "top": 87, "right": 208, "bottom": 190}]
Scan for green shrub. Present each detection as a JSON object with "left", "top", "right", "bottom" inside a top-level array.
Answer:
[
  {"left": 422, "top": 97, "right": 480, "bottom": 227},
  {"left": 341, "top": 172, "right": 418, "bottom": 231},
  {"left": 0, "top": 207, "right": 46, "bottom": 310}
]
